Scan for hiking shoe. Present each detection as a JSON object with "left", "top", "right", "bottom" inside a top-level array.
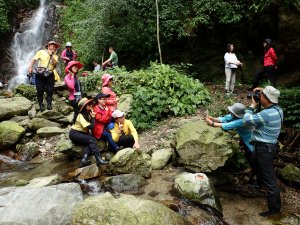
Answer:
[{"left": 259, "top": 211, "right": 280, "bottom": 217}]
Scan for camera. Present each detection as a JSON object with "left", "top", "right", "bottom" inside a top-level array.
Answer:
[{"left": 247, "top": 90, "right": 261, "bottom": 102}]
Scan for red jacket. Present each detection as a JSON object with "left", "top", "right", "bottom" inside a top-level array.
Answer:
[
  {"left": 264, "top": 47, "right": 277, "bottom": 66},
  {"left": 92, "top": 105, "right": 112, "bottom": 139},
  {"left": 102, "top": 86, "right": 118, "bottom": 112}
]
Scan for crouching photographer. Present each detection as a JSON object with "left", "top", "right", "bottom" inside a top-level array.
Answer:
[
  {"left": 204, "top": 103, "right": 255, "bottom": 174},
  {"left": 243, "top": 86, "right": 283, "bottom": 217}
]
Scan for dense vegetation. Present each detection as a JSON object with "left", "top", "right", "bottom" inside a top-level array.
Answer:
[
  {"left": 60, "top": 0, "right": 294, "bottom": 71},
  {"left": 80, "top": 63, "right": 211, "bottom": 130},
  {"left": 0, "top": 0, "right": 39, "bottom": 33}
]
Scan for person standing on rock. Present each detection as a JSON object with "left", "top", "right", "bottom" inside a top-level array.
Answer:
[
  {"left": 61, "top": 42, "right": 77, "bottom": 66},
  {"left": 224, "top": 44, "right": 243, "bottom": 94},
  {"left": 250, "top": 39, "right": 277, "bottom": 90},
  {"left": 69, "top": 97, "right": 109, "bottom": 167},
  {"left": 64, "top": 61, "right": 83, "bottom": 123},
  {"left": 28, "top": 41, "right": 60, "bottom": 112},
  {"left": 243, "top": 86, "right": 283, "bottom": 217},
  {"left": 204, "top": 103, "right": 255, "bottom": 171}
]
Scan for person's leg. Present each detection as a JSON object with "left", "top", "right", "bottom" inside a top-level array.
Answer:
[
  {"left": 265, "top": 66, "right": 277, "bottom": 87},
  {"left": 230, "top": 69, "right": 236, "bottom": 92},
  {"left": 45, "top": 74, "right": 55, "bottom": 110},
  {"left": 255, "top": 144, "right": 281, "bottom": 215},
  {"left": 251, "top": 68, "right": 265, "bottom": 90},
  {"left": 101, "top": 131, "right": 119, "bottom": 152},
  {"left": 69, "top": 99, "right": 79, "bottom": 124},
  {"left": 225, "top": 68, "right": 231, "bottom": 92},
  {"left": 117, "top": 134, "right": 135, "bottom": 148},
  {"left": 35, "top": 75, "right": 46, "bottom": 111}
]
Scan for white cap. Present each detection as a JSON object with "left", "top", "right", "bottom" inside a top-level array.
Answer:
[
  {"left": 112, "top": 110, "right": 125, "bottom": 119},
  {"left": 263, "top": 86, "right": 280, "bottom": 103},
  {"left": 66, "top": 42, "right": 72, "bottom": 47}
]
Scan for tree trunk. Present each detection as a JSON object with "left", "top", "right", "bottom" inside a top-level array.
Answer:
[{"left": 156, "top": 0, "right": 162, "bottom": 64}]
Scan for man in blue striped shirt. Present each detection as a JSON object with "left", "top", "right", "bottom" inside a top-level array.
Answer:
[{"left": 243, "top": 86, "right": 283, "bottom": 217}]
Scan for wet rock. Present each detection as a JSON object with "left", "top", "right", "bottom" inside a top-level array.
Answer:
[
  {"left": 102, "top": 174, "right": 148, "bottom": 193},
  {"left": 173, "top": 172, "right": 223, "bottom": 216},
  {"left": 0, "top": 183, "right": 83, "bottom": 225},
  {"left": 30, "top": 117, "right": 60, "bottom": 131},
  {"left": 280, "top": 164, "right": 300, "bottom": 185},
  {"left": 118, "top": 94, "right": 133, "bottom": 113},
  {"left": 108, "top": 148, "right": 152, "bottom": 178},
  {"left": 0, "top": 96, "right": 32, "bottom": 120},
  {"left": 71, "top": 192, "right": 191, "bottom": 225},
  {"left": 0, "top": 121, "right": 25, "bottom": 150},
  {"left": 53, "top": 101, "right": 73, "bottom": 116},
  {"left": 69, "top": 164, "right": 101, "bottom": 180},
  {"left": 26, "top": 174, "right": 60, "bottom": 188},
  {"left": 151, "top": 148, "right": 172, "bottom": 170},
  {"left": 175, "top": 120, "right": 232, "bottom": 172},
  {"left": 28, "top": 105, "right": 37, "bottom": 118},
  {"left": 15, "top": 179, "right": 29, "bottom": 186},
  {"left": 36, "top": 127, "right": 65, "bottom": 138},
  {"left": 17, "top": 142, "right": 40, "bottom": 161}
]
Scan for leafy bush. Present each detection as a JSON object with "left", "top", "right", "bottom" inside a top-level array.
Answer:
[
  {"left": 280, "top": 87, "right": 300, "bottom": 130},
  {"left": 80, "top": 63, "right": 211, "bottom": 130}
]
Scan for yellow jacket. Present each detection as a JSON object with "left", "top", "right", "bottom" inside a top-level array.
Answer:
[{"left": 111, "top": 119, "right": 138, "bottom": 142}]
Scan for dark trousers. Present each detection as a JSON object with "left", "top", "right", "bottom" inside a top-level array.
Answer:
[
  {"left": 101, "top": 131, "right": 119, "bottom": 152},
  {"left": 118, "top": 134, "right": 135, "bottom": 148},
  {"left": 254, "top": 143, "right": 281, "bottom": 213},
  {"left": 69, "top": 129, "right": 100, "bottom": 156},
  {"left": 240, "top": 140, "right": 256, "bottom": 174},
  {"left": 252, "top": 65, "right": 276, "bottom": 89},
  {"left": 35, "top": 73, "right": 55, "bottom": 105},
  {"left": 69, "top": 99, "right": 79, "bottom": 124}
]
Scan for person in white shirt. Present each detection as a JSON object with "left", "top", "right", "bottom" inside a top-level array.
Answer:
[{"left": 224, "top": 44, "right": 242, "bottom": 93}]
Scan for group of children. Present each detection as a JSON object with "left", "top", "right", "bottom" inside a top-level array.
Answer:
[{"left": 64, "top": 61, "right": 139, "bottom": 168}]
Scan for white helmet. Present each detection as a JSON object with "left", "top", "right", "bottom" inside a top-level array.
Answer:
[{"left": 66, "top": 42, "right": 72, "bottom": 47}]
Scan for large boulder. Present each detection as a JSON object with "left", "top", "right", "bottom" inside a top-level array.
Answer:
[
  {"left": 0, "top": 97, "right": 32, "bottom": 120},
  {"left": 14, "top": 84, "right": 36, "bottom": 101},
  {"left": 175, "top": 120, "right": 233, "bottom": 172},
  {"left": 280, "top": 164, "right": 300, "bottom": 186},
  {"left": 108, "top": 148, "right": 152, "bottom": 178},
  {"left": 26, "top": 174, "right": 60, "bottom": 188},
  {"left": 0, "top": 183, "right": 83, "bottom": 225},
  {"left": 10, "top": 115, "right": 31, "bottom": 131},
  {"left": 151, "top": 148, "right": 173, "bottom": 170},
  {"left": 53, "top": 101, "right": 74, "bottom": 116},
  {"left": 55, "top": 137, "right": 82, "bottom": 158},
  {"left": 0, "top": 121, "right": 25, "bottom": 150},
  {"left": 174, "top": 172, "right": 222, "bottom": 215},
  {"left": 30, "top": 117, "right": 60, "bottom": 131},
  {"left": 71, "top": 192, "right": 191, "bottom": 225},
  {"left": 118, "top": 94, "right": 133, "bottom": 113}
]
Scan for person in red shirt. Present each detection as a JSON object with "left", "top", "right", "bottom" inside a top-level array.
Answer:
[
  {"left": 92, "top": 93, "right": 120, "bottom": 152},
  {"left": 250, "top": 39, "right": 277, "bottom": 90}
]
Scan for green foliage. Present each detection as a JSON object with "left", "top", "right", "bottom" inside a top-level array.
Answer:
[
  {"left": 280, "top": 87, "right": 300, "bottom": 130},
  {"left": 59, "top": 0, "right": 289, "bottom": 68},
  {"left": 0, "top": 0, "right": 39, "bottom": 33},
  {"left": 80, "top": 63, "right": 211, "bottom": 130}
]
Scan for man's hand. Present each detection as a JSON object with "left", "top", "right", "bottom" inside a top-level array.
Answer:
[
  {"left": 251, "top": 97, "right": 258, "bottom": 108},
  {"left": 28, "top": 66, "right": 33, "bottom": 74},
  {"left": 253, "top": 87, "right": 263, "bottom": 92}
]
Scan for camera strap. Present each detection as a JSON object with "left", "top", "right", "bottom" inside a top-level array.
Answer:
[{"left": 272, "top": 105, "right": 283, "bottom": 125}]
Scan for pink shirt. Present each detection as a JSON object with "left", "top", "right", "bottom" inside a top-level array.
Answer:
[
  {"left": 64, "top": 73, "right": 76, "bottom": 100},
  {"left": 102, "top": 86, "right": 118, "bottom": 112},
  {"left": 61, "top": 49, "right": 77, "bottom": 64}
]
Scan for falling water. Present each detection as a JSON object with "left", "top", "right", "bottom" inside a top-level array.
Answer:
[{"left": 8, "top": 0, "right": 51, "bottom": 89}]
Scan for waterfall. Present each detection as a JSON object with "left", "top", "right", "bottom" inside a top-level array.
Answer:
[{"left": 8, "top": 0, "right": 51, "bottom": 89}]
